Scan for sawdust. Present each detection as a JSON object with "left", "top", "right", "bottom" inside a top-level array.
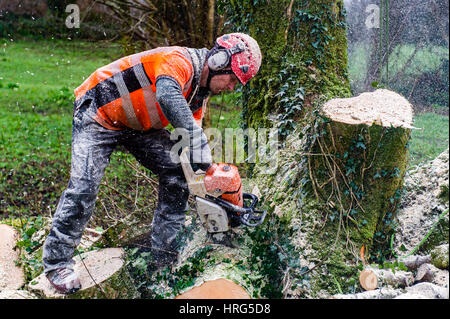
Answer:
[
  {"left": 0, "top": 289, "right": 37, "bottom": 299},
  {"left": 321, "top": 89, "right": 415, "bottom": 129},
  {"left": 394, "top": 148, "right": 449, "bottom": 254},
  {"left": 0, "top": 224, "right": 25, "bottom": 291}
]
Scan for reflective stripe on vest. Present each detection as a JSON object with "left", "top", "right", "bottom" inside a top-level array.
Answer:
[
  {"left": 110, "top": 63, "right": 143, "bottom": 130},
  {"left": 131, "top": 59, "right": 163, "bottom": 129},
  {"left": 78, "top": 47, "right": 194, "bottom": 131}
]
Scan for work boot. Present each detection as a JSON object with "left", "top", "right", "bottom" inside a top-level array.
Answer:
[{"left": 46, "top": 268, "right": 81, "bottom": 295}]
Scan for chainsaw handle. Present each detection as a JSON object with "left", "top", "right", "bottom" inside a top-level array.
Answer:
[
  {"left": 208, "top": 195, "right": 248, "bottom": 214},
  {"left": 243, "top": 192, "right": 258, "bottom": 209},
  {"left": 206, "top": 193, "right": 267, "bottom": 227},
  {"left": 240, "top": 209, "right": 267, "bottom": 227}
]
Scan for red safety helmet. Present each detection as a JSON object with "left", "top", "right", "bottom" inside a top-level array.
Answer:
[{"left": 208, "top": 33, "right": 262, "bottom": 86}]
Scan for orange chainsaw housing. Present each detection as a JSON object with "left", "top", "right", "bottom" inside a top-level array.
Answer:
[{"left": 204, "top": 163, "right": 243, "bottom": 207}]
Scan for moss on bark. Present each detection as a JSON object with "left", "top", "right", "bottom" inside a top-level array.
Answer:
[
  {"left": 225, "top": 0, "right": 351, "bottom": 132},
  {"left": 310, "top": 120, "right": 411, "bottom": 249}
]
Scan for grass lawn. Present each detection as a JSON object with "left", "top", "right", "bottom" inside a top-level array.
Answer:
[
  {"left": 409, "top": 112, "right": 449, "bottom": 167},
  {"left": 0, "top": 39, "right": 125, "bottom": 218},
  {"left": 348, "top": 43, "right": 448, "bottom": 96},
  {"left": 0, "top": 38, "right": 123, "bottom": 173},
  {"left": 0, "top": 38, "right": 122, "bottom": 113}
]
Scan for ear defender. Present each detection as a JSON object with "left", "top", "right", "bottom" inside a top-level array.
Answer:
[
  {"left": 207, "top": 49, "right": 231, "bottom": 71},
  {"left": 205, "top": 42, "right": 246, "bottom": 90},
  {"left": 207, "top": 43, "right": 246, "bottom": 71}
]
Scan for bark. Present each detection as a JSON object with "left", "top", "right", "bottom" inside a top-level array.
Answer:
[
  {"left": 311, "top": 89, "right": 413, "bottom": 246},
  {"left": 234, "top": 0, "right": 350, "bottom": 130}
]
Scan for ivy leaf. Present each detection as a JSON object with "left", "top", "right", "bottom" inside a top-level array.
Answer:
[
  {"left": 278, "top": 252, "right": 286, "bottom": 263},
  {"left": 275, "top": 91, "right": 286, "bottom": 97},
  {"left": 356, "top": 142, "right": 366, "bottom": 149}
]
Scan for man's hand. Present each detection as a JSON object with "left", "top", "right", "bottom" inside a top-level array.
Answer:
[{"left": 190, "top": 127, "right": 212, "bottom": 172}]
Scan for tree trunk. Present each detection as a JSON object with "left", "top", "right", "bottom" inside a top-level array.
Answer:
[
  {"left": 230, "top": 0, "right": 351, "bottom": 132},
  {"left": 202, "top": 0, "right": 216, "bottom": 129}
]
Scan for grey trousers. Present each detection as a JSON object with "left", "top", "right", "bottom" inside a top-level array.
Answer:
[{"left": 42, "top": 100, "right": 189, "bottom": 273}]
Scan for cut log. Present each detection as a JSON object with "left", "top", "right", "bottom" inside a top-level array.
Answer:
[
  {"left": 360, "top": 266, "right": 416, "bottom": 291},
  {"left": 29, "top": 248, "right": 139, "bottom": 299},
  {"left": 402, "top": 255, "right": 432, "bottom": 271},
  {"left": 359, "top": 269, "right": 378, "bottom": 291},
  {"left": 0, "top": 224, "right": 25, "bottom": 291},
  {"left": 175, "top": 278, "right": 251, "bottom": 299},
  {"left": 415, "top": 263, "right": 435, "bottom": 283}
]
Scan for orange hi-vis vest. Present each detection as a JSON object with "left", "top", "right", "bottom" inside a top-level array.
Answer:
[{"left": 74, "top": 46, "right": 205, "bottom": 131}]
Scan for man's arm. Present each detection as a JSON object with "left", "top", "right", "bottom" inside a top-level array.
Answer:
[{"left": 155, "top": 76, "right": 211, "bottom": 170}]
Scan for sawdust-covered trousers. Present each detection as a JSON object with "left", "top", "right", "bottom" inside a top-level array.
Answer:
[{"left": 42, "top": 100, "right": 189, "bottom": 274}]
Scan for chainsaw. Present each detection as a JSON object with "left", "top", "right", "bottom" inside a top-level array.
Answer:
[{"left": 180, "top": 148, "right": 267, "bottom": 234}]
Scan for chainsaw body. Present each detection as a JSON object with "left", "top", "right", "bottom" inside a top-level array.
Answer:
[{"left": 180, "top": 149, "right": 267, "bottom": 233}]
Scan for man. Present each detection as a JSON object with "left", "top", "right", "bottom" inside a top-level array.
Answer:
[{"left": 42, "top": 33, "right": 262, "bottom": 294}]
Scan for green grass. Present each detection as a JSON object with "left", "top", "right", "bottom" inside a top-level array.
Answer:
[
  {"left": 409, "top": 112, "right": 449, "bottom": 167},
  {"left": 0, "top": 38, "right": 122, "bottom": 170},
  {"left": 387, "top": 45, "right": 448, "bottom": 78},
  {"left": 0, "top": 38, "right": 124, "bottom": 218},
  {"left": 348, "top": 43, "right": 448, "bottom": 90},
  {"left": 0, "top": 38, "right": 122, "bottom": 114},
  {"left": 209, "top": 91, "right": 243, "bottom": 130}
]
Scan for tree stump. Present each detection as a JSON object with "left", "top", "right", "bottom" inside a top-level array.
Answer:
[
  {"left": 29, "top": 248, "right": 139, "bottom": 299},
  {"left": 0, "top": 224, "right": 25, "bottom": 291},
  {"left": 310, "top": 89, "right": 414, "bottom": 247}
]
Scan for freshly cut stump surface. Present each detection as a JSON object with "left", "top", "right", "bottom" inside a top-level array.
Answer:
[
  {"left": 359, "top": 269, "right": 378, "bottom": 291},
  {"left": 0, "top": 224, "right": 25, "bottom": 291},
  {"left": 175, "top": 278, "right": 251, "bottom": 299},
  {"left": 30, "top": 247, "right": 135, "bottom": 298}
]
